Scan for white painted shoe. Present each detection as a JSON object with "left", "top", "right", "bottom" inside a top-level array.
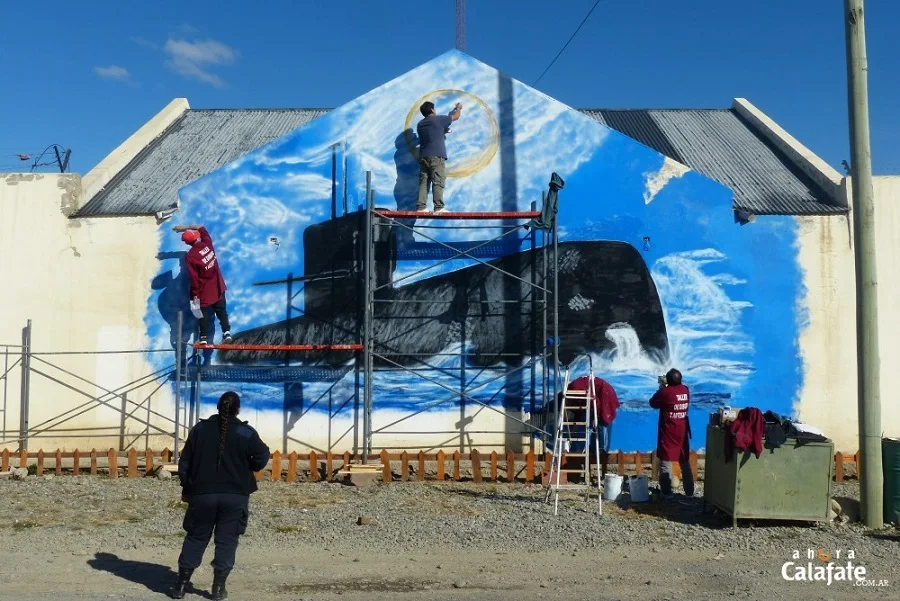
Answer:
[{"left": 434, "top": 207, "right": 449, "bottom": 214}]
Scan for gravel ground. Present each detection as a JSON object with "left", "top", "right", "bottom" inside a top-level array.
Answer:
[{"left": 0, "top": 475, "right": 896, "bottom": 601}]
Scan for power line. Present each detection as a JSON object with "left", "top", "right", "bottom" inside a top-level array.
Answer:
[{"left": 533, "top": 0, "right": 602, "bottom": 86}]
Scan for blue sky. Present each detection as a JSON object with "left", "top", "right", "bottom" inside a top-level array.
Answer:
[{"left": 1, "top": 0, "right": 898, "bottom": 175}]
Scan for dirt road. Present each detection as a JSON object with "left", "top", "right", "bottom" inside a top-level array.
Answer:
[{"left": 0, "top": 476, "right": 896, "bottom": 600}]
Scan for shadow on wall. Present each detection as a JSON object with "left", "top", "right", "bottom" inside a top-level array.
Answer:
[{"left": 151, "top": 251, "right": 196, "bottom": 348}]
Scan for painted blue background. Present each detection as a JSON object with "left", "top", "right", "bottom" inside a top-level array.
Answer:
[{"left": 146, "top": 50, "right": 803, "bottom": 452}]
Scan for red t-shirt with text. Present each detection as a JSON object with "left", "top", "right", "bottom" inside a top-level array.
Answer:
[
  {"left": 649, "top": 384, "right": 690, "bottom": 461},
  {"left": 186, "top": 227, "right": 227, "bottom": 307}
]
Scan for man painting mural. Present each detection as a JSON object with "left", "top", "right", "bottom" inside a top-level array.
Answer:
[
  {"left": 649, "top": 368, "right": 694, "bottom": 498},
  {"left": 173, "top": 224, "right": 233, "bottom": 346},
  {"left": 416, "top": 101, "right": 462, "bottom": 213}
]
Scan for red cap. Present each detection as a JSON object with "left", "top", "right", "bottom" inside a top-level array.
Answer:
[{"left": 181, "top": 230, "right": 200, "bottom": 244}]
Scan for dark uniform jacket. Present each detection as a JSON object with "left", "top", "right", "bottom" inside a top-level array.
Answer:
[{"left": 178, "top": 415, "right": 270, "bottom": 496}]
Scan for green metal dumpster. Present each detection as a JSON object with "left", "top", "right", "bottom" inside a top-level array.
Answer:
[
  {"left": 703, "top": 424, "right": 833, "bottom": 526},
  {"left": 884, "top": 437, "right": 900, "bottom": 525}
]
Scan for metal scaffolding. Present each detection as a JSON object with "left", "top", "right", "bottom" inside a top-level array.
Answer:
[{"left": 360, "top": 172, "right": 560, "bottom": 461}]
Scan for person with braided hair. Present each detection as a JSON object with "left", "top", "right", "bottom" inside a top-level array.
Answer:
[{"left": 169, "top": 391, "right": 270, "bottom": 600}]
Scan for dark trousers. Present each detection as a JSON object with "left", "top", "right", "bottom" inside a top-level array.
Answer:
[
  {"left": 199, "top": 296, "right": 230, "bottom": 341},
  {"left": 178, "top": 493, "right": 249, "bottom": 572}
]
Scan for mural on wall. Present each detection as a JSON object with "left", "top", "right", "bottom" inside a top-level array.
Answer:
[{"left": 146, "top": 50, "right": 803, "bottom": 452}]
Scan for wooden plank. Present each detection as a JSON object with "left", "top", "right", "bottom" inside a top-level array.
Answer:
[
  {"left": 36, "top": 450, "right": 44, "bottom": 476},
  {"left": 144, "top": 449, "right": 154, "bottom": 476},
  {"left": 616, "top": 451, "right": 626, "bottom": 476},
  {"left": 544, "top": 451, "right": 552, "bottom": 476},
  {"left": 72, "top": 449, "right": 81, "bottom": 475},
  {"left": 326, "top": 452, "right": 334, "bottom": 482},
  {"left": 418, "top": 451, "right": 425, "bottom": 481},
  {"left": 1, "top": 449, "right": 8, "bottom": 472},
  {"left": 55, "top": 449, "right": 63, "bottom": 476},
  {"left": 127, "top": 449, "right": 138, "bottom": 478},
  {"left": 90, "top": 449, "right": 98, "bottom": 476},
  {"left": 436, "top": 450, "right": 445, "bottom": 481},
  {"left": 651, "top": 451, "right": 659, "bottom": 481},
  {"left": 470, "top": 450, "right": 482, "bottom": 484},
  {"left": 525, "top": 451, "right": 535, "bottom": 483},
  {"left": 271, "top": 450, "right": 282, "bottom": 482},
  {"left": 490, "top": 451, "right": 498, "bottom": 482},
  {"left": 834, "top": 452, "right": 844, "bottom": 482},
  {"left": 108, "top": 448, "right": 118, "bottom": 479},
  {"left": 161, "top": 448, "right": 172, "bottom": 464},
  {"left": 254, "top": 469, "right": 263, "bottom": 481},
  {"left": 381, "top": 449, "right": 391, "bottom": 483},
  {"left": 19, "top": 449, "right": 27, "bottom": 468},
  {"left": 855, "top": 452, "right": 861, "bottom": 483},
  {"left": 635, "top": 452, "right": 643, "bottom": 475},
  {"left": 600, "top": 450, "right": 608, "bottom": 479},
  {"left": 400, "top": 451, "right": 409, "bottom": 481},
  {"left": 689, "top": 452, "right": 699, "bottom": 479},
  {"left": 506, "top": 451, "right": 515, "bottom": 482},
  {"left": 453, "top": 451, "right": 461, "bottom": 481},
  {"left": 287, "top": 452, "right": 298, "bottom": 483},
  {"left": 309, "top": 451, "right": 319, "bottom": 482}
]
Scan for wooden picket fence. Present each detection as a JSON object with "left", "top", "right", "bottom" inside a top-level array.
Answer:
[{"left": 0, "top": 448, "right": 864, "bottom": 484}]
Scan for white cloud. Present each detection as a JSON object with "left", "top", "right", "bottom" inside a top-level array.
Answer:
[
  {"left": 93, "top": 65, "right": 131, "bottom": 82},
  {"left": 131, "top": 36, "right": 159, "bottom": 50},
  {"left": 643, "top": 156, "right": 690, "bottom": 204},
  {"left": 164, "top": 38, "right": 237, "bottom": 88}
]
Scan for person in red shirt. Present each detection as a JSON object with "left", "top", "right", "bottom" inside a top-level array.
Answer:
[
  {"left": 648, "top": 368, "right": 694, "bottom": 498},
  {"left": 174, "top": 224, "right": 232, "bottom": 346}
]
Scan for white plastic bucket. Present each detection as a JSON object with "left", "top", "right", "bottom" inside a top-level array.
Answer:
[
  {"left": 603, "top": 474, "right": 624, "bottom": 500},
  {"left": 630, "top": 475, "right": 650, "bottom": 502}
]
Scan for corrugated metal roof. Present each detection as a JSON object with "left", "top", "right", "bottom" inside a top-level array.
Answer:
[
  {"left": 584, "top": 109, "right": 845, "bottom": 215},
  {"left": 75, "top": 109, "right": 327, "bottom": 217},
  {"left": 75, "top": 107, "right": 846, "bottom": 218}
]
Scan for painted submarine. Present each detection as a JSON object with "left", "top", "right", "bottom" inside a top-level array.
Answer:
[{"left": 219, "top": 180, "right": 669, "bottom": 368}]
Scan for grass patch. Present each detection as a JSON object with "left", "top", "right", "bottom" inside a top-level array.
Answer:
[
  {"left": 274, "top": 525, "right": 307, "bottom": 534},
  {"left": 166, "top": 500, "right": 188, "bottom": 510}
]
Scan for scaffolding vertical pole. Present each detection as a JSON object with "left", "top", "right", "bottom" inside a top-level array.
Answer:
[
  {"left": 283, "top": 272, "right": 293, "bottom": 454},
  {"left": 174, "top": 312, "right": 183, "bottom": 459},
  {"left": 145, "top": 394, "right": 151, "bottom": 451},
  {"left": 541, "top": 192, "right": 549, "bottom": 438},
  {"left": 363, "top": 171, "right": 374, "bottom": 462},
  {"left": 19, "top": 320, "right": 31, "bottom": 451},
  {"left": 529, "top": 200, "right": 537, "bottom": 451},
  {"left": 342, "top": 142, "right": 349, "bottom": 215},
  {"left": 3, "top": 346, "right": 8, "bottom": 442},
  {"left": 552, "top": 215, "right": 560, "bottom": 420},
  {"left": 119, "top": 393, "right": 127, "bottom": 451}
]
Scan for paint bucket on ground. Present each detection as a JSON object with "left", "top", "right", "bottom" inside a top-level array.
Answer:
[
  {"left": 629, "top": 475, "right": 650, "bottom": 502},
  {"left": 603, "top": 474, "right": 623, "bottom": 501}
]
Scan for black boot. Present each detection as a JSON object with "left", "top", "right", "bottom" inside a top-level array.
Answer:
[
  {"left": 167, "top": 567, "right": 193, "bottom": 599},
  {"left": 211, "top": 569, "right": 230, "bottom": 600}
]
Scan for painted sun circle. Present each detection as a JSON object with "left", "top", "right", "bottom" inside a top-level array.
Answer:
[{"left": 404, "top": 89, "right": 499, "bottom": 178}]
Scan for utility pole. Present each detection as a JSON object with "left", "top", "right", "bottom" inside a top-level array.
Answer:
[
  {"left": 844, "top": 0, "right": 883, "bottom": 528},
  {"left": 455, "top": 0, "right": 466, "bottom": 51}
]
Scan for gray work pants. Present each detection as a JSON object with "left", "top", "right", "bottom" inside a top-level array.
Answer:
[{"left": 659, "top": 456, "right": 694, "bottom": 496}]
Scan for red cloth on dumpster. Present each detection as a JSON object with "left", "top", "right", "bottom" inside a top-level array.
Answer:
[
  {"left": 566, "top": 376, "right": 620, "bottom": 426},
  {"left": 725, "top": 407, "right": 765, "bottom": 461}
]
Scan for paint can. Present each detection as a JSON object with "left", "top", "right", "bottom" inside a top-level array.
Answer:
[
  {"left": 629, "top": 475, "right": 650, "bottom": 502},
  {"left": 603, "top": 474, "right": 623, "bottom": 501}
]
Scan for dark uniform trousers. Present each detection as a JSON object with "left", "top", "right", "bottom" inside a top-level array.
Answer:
[{"left": 178, "top": 493, "right": 249, "bottom": 572}]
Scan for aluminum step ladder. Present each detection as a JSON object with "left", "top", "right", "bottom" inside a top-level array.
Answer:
[{"left": 544, "top": 359, "right": 603, "bottom": 515}]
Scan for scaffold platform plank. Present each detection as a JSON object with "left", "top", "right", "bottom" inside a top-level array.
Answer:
[
  {"left": 192, "top": 343, "right": 362, "bottom": 351},
  {"left": 182, "top": 365, "right": 352, "bottom": 383},
  {"left": 375, "top": 210, "right": 541, "bottom": 220}
]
